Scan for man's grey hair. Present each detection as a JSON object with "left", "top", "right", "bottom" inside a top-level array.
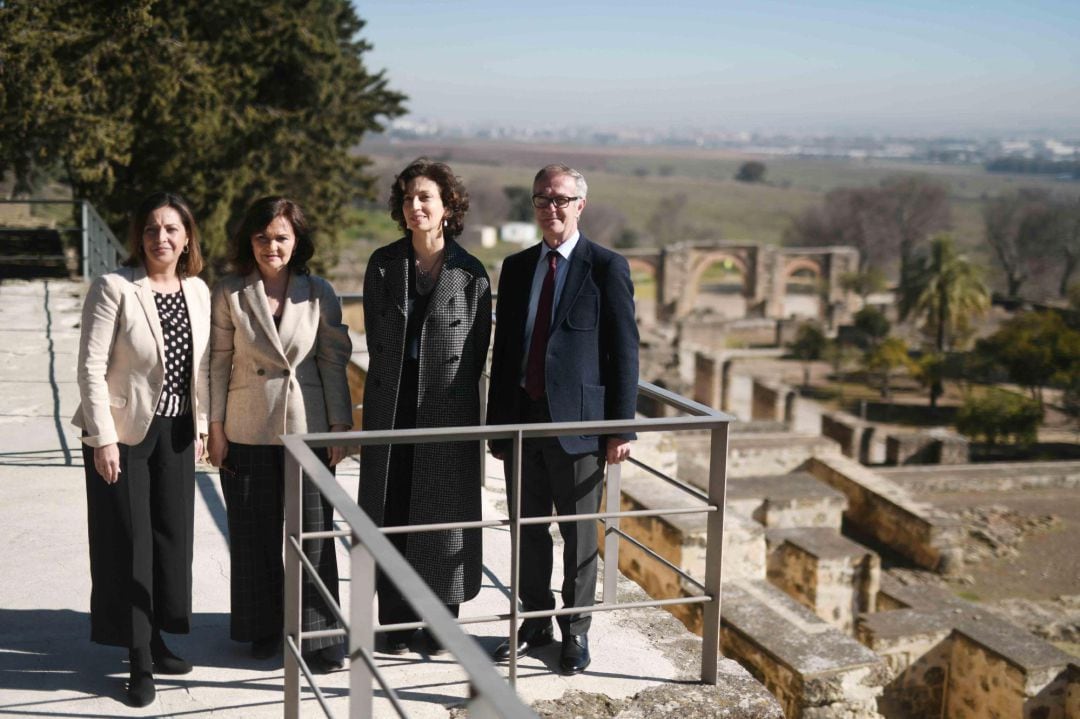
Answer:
[{"left": 534, "top": 164, "right": 588, "bottom": 199}]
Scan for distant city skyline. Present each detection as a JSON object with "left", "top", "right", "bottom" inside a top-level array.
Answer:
[{"left": 356, "top": 0, "right": 1080, "bottom": 138}]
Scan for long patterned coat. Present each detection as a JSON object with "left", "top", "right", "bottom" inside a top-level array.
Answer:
[{"left": 359, "top": 237, "right": 492, "bottom": 603}]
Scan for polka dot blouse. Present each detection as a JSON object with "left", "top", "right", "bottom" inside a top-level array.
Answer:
[{"left": 153, "top": 290, "right": 193, "bottom": 417}]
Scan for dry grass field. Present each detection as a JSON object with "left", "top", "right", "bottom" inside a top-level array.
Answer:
[{"left": 357, "top": 138, "right": 1069, "bottom": 261}]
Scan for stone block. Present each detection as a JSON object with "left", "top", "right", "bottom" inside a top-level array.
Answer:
[
  {"left": 721, "top": 580, "right": 888, "bottom": 719},
  {"left": 728, "top": 473, "right": 848, "bottom": 530},
  {"left": 765, "top": 527, "right": 879, "bottom": 634}
]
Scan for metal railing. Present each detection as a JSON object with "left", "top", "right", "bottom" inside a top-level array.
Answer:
[
  {"left": 281, "top": 380, "right": 733, "bottom": 718},
  {"left": 0, "top": 199, "right": 126, "bottom": 280}
]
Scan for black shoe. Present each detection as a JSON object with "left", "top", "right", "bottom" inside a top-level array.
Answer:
[
  {"left": 151, "top": 629, "right": 193, "bottom": 675},
  {"left": 493, "top": 621, "right": 554, "bottom": 662},
  {"left": 303, "top": 646, "right": 344, "bottom": 674},
  {"left": 251, "top": 633, "right": 281, "bottom": 660},
  {"left": 127, "top": 647, "right": 156, "bottom": 707},
  {"left": 424, "top": 629, "right": 448, "bottom": 657},
  {"left": 559, "top": 633, "right": 590, "bottom": 675},
  {"left": 381, "top": 630, "right": 414, "bottom": 655}
]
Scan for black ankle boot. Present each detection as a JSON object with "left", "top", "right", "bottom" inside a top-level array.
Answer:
[
  {"left": 127, "top": 646, "right": 156, "bottom": 707},
  {"left": 151, "top": 628, "right": 193, "bottom": 675}
]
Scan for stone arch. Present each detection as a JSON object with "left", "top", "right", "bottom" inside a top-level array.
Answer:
[
  {"left": 685, "top": 251, "right": 752, "bottom": 319},
  {"left": 781, "top": 257, "right": 824, "bottom": 319}
]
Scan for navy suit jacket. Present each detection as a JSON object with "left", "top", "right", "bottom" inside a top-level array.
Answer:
[{"left": 488, "top": 235, "right": 639, "bottom": 455}]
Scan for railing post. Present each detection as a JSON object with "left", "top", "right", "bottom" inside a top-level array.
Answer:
[
  {"left": 507, "top": 429, "right": 523, "bottom": 686},
  {"left": 80, "top": 201, "right": 90, "bottom": 281},
  {"left": 283, "top": 452, "right": 304, "bottom": 718},
  {"left": 700, "top": 423, "right": 730, "bottom": 684},
  {"left": 603, "top": 461, "right": 621, "bottom": 603},
  {"left": 349, "top": 532, "right": 375, "bottom": 718}
]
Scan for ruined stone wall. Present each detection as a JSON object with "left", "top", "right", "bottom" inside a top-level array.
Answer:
[
  {"left": 885, "top": 429, "right": 970, "bottom": 466},
  {"left": 751, "top": 379, "right": 785, "bottom": 422},
  {"left": 800, "top": 455, "right": 965, "bottom": 571},
  {"left": 726, "top": 434, "right": 841, "bottom": 479},
  {"left": 946, "top": 632, "right": 1071, "bottom": 719}
]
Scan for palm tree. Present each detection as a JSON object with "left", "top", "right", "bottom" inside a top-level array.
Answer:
[
  {"left": 898, "top": 234, "right": 990, "bottom": 408},
  {"left": 899, "top": 233, "right": 990, "bottom": 354}
]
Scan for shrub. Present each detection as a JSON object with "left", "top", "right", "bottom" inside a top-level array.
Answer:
[{"left": 955, "top": 389, "right": 1042, "bottom": 446}]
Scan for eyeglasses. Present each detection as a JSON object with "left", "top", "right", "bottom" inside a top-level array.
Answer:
[{"left": 531, "top": 195, "right": 580, "bottom": 209}]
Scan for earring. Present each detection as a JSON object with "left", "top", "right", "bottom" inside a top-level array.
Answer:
[
  {"left": 182, "top": 244, "right": 190, "bottom": 254},
  {"left": 443, "top": 219, "right": 448, "bottom": 227}
]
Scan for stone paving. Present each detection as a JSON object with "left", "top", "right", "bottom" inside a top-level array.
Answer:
[{"left": 0, "top": 278, "right": 771, "bottom": 718}]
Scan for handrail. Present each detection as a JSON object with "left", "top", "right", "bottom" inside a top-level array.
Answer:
[
  {"left": 0, "top": 199, "right": 126, "bottom": 279},
  {"left": 281, "top": 380, "right": 733, "bottom": 717}
]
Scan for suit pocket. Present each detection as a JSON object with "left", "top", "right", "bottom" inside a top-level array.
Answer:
[{"left": 567, "top": 291, "right": 599, "bottom": 331}]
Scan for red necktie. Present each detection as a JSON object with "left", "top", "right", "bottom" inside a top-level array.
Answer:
[{"left": 525, "top": 250, "right": 558, "bottom": 400}]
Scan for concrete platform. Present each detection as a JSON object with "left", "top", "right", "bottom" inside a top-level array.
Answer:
[{"left": 0, "top": 278, "right": 779, "bottom": 718}]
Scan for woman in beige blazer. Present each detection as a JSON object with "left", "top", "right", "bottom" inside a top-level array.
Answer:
[
  {"left": 208, "top": 197, "right": 352, "bottom": 674},
  {"left": 72, "top": 192, "right": 210, "bottom": 708}
]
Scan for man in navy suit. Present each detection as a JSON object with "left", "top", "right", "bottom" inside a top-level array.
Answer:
[{"left": 487, "top": 164, "right": 639, "bottom": 674}]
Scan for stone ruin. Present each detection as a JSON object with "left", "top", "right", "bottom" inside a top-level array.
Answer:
[{"left": 611, "top": 361, "right": 1079, "bottom": 718}]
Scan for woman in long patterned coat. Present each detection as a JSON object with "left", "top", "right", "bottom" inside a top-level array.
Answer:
[{"left": 360, "top": 158, "right": 492, "bottom": 654}]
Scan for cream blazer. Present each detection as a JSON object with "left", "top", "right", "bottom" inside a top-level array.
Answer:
[
  {"left": 72, "top": 266, "right": 211, "bottom": 447},
  {"left": 210, "top": 271, "right": 353, "bottom": 445}
]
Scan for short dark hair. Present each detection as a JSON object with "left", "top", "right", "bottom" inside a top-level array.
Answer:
[
  {"left": 229, "top": 197, "right": 314, "bottom": 276},
  {"left": 388, "top": 158, "right": 469, "bottom": 239},
  {"left": 124, "top": 192, "right": 204, "bottom": 277}
]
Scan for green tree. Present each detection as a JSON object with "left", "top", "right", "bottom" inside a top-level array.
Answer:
[
  {"left": 503, "top": 186, "right": 535, "bottom": 222},
  {"left": 788, "top": 322, "right": 826, "bottom": 389},
  {"left": 976, "top": 310, "right": 1080, "bottom": 407},
  {"left": 862, "top": 336, "right": 914, "bottom": 401},
  {"left": 735, "top": 161, "right": 766, "bottom": 183},
  {"left": 899, "top": 233, "right": 989, "bottom": 354},
  {"left": 0, "top": 0, "right": 405, "bottom": 270},
  {"left": 913, "top": 352, "right": 946, "bottom": 409},
  {"left": 839, "top": 269, "right": 887, "bottom": 301},
  {"left": 955, "top": 389, "right": 1042, "bottom": 447},
  {"left": 852, "top": 306, "right": 890, "bottom": 349}
]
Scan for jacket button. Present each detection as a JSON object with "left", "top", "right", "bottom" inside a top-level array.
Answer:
[
  {"left": 283, "top": 369, "right": 291, "bottom": 376},
  {"left": 257, "top": 369, "right": 265, "bottom": 376}
]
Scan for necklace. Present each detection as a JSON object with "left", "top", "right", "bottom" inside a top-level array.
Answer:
[{"left": 414, "top": 250, "right": 444, "bottom": 295}]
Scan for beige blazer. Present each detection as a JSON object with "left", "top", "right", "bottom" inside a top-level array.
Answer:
[
  {"left": 72, "top": 266, "right": 211, "bottom": 447},
  {"left": 210, "top": 271, "right": 352, "bottom": 445}
]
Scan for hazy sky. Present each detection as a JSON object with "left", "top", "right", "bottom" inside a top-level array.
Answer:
[{"left": 356, "top": 0, "right": 1080, "bottom": 137}]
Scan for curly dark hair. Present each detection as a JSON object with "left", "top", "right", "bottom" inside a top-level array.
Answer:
[
  {"left": 388, "top": 158, "right": 469, "bottom": 239},
  {"left": 123, "top": 191, "right": 205, "bottom": 277},
  {"left": 229, "top": 197, "right": 314, "bottom": 276}
]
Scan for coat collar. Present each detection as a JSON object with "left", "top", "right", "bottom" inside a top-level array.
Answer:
[
  {"left": 377, "top": 236, "right": 473, "bottom": 316},
  {"left": 242, "top": 269, "right": 310, "bottom": 361},
  {"left": 131, "top": 264, "right": 168, "bottom": 366}
]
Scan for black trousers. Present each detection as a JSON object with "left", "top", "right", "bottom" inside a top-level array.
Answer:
[
  {"left": 220, "top": 443, "right": 341, "bottom": 653},
  {"left": 83, "top": 415, "right": 195, "bottom": 648},
  {"left": 505, "top": 391, "right": 605, "bottom": 636}
]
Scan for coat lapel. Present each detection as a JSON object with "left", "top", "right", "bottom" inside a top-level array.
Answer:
[
  {"left": 275, "top": 272, "right": 309, "bottom": 362},
  {"left": 425, "top": 240, "right": 470, "bottom": 317},
  {"left": 132, "top": 265, "right": 168, "bottom": 367},
  {"left": 242, "top": 270, "right": 286, "bottom": 358},
  {"left": 380, "top": 238, "right": 409, "bottom": 314},
  {"left": 550, "top": 236, "right": 593, "bottom": 331}
]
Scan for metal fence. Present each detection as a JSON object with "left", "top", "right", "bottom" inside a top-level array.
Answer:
[
  {"left": 281, "top": 380, "right": 733, "bottom": 718},
  {"left": 0, "top": 199, "right": 126, "bottom": 280}
]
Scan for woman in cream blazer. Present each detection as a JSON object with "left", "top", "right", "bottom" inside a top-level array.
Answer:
[
  {"left": 72, "top": 192, "right": 210, "bottom": 708},
  {"left": 208, "top": 197, "right": 352, "bottom": 674}
]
